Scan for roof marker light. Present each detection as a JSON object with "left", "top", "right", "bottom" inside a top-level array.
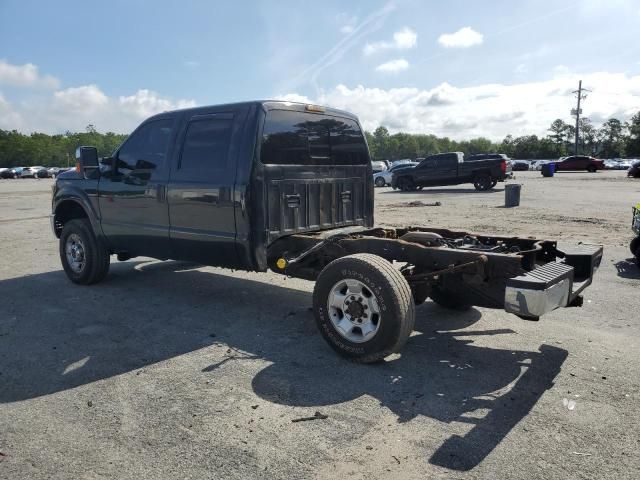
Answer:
[{"left": 305, "top": 104, "right": 325, "bottom": 113}]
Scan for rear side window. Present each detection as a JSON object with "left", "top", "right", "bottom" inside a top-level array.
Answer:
[
  {"left": 180, "top": 116, "right": 233, "bottom": 170},
  {"left": 261, "top": 110, "right": 368, "bottom": 165}
]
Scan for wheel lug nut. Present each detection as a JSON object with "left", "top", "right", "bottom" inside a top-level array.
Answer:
[{"left": 350, "top": 296, "right": 356, "bottom": 300}]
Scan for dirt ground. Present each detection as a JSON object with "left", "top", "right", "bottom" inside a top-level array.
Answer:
[{"left": 1, "top": 171, "right": 639, "bottom": 480}]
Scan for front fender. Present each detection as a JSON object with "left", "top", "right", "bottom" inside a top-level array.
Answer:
[{"left": 52, "top": 182, "right": 103, "bottom": 239}]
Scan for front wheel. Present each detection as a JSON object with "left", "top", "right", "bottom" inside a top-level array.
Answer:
[
  {"left": 398, "top": 177, "right": 416, "bottom": 192},
  {"left": 587, "top": 165, "right": 596, "bottom": 173},
  {"left": 313, "top": 254, "right": 415, "bottom": 363},
  {"left": 473, "top": 174, "right": 493, "bottom": 191},
  {"left": 375, "top": 177, "right": 386, "bottom": 187},
  {"left": 60, "top": 218, "right": 110, "bottom": 285}
]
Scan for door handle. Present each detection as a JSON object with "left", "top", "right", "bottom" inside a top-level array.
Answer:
[
  {"left": 341, "top": 191, "right": 352, "bottom": 202},
  {"left": 156, "top": 184, "right": 166, "bottom": 202}
]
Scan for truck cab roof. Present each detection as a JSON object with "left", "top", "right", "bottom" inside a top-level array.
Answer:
[{"left": 145, "top": 100, "right": 359, "bottom": 123}]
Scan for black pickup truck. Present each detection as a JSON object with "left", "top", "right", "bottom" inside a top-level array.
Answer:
[
  {"left": 52, "top": 101, "right": 601, "bottom": 363},
  {"left": 391, "top": 151, "right": 512, "bottom": 191}
]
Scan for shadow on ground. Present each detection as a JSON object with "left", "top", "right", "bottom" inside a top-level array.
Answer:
[
  {"left": 614, "top": 259, "right": 640, "bottom": 279},
  {"left": 382, "top": 187, "right": 503, "bottom": 195},
  {"left": 0, "top": 261, "right": 566, "bottom": 471}
]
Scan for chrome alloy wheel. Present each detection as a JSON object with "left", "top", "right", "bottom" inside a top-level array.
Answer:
[
  {"left": 65, "top": 233, "right": 86, "bottom": 273},
  {"left": 327, "top": 279, "right": 381, "bottom": 343}
]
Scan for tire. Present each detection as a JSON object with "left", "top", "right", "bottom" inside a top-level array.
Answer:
[
  {"left": 490, "top": 180, "right": 498, "bottom": 188},
  {"left": 631, "top": 236, "right": 640, "bottom": 257},
  {"left": 313, "top": 254, "right": 415, "bottom": 363},
  {"left": 398, "top": 177, "right": 416, "bottom": 192},
  {"left": 375, "top": 177, "right": 386, "bottom": 187},
  {"left": 473, "top": 174, "right": 493, "bottom": 191},
  {"left": 60, "top": 218, "right": 110, "bottom": 285},
  {"left": 587, "top": 165, "right": 596, "bottom": 173},
  {"left": 430, "top": 287, "right": 471, "bottom": 311}
]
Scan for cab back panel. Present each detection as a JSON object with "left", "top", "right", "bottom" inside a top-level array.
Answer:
[
  {"left": 255, "top": 107, "right": 373, "bottom": 246},
  {"left": 264, "top": 165, "right": 368, "bottom": 242}
]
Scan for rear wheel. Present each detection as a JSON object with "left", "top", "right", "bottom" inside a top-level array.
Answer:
[
  {"left": 473, "top": 174, "right": 493, "bottom": 191},
  {"left": 60, "top": 218, "right": 110, "bottom": 285},
  {"left": 375, "top": 176, "right": 386, "bottom": 187},
  {"left": 631, "top": 236, "right": 640, "bottom": 257},
  {"left": 313, "top": 254, "right": 415, "bottom": 363},
  {"left": 490, "top": 180, "right": 498, "bottom": 188}
]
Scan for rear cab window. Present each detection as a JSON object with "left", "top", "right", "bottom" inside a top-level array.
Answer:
[{"left": 261, "top": 110, "right": 368, "bottom": 166}]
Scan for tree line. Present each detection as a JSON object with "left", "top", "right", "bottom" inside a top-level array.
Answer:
[
  {"left": 1, "top": 112, "right": 640, "bottom": 168},
  {"left": 0, "top": 125, "right": 127, "bottom": 168},
  {"left": 365, "top": 112, "right": 640, "bottom": 161}
]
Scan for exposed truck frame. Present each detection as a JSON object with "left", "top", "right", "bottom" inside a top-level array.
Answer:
[{"left": 52, "top": 101, "right": 602, "bottom": 363}]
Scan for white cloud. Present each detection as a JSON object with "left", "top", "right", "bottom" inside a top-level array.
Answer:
[
  {"left": 393, "top": 27, "right": 418, "bottom": 49},
  {"left": 118, "top": 89, "right": 195, "bottom": 118},
  {"left": 363, "top": 27, "right": 417, "bottom": 55},
  {"left": 375, "top": 58, "right": 409, "bottom": 73},
  {"left": 278, "top": 71, "right": 640, "bottom": 140},
  {"left": 0, "top": 60, "right": 59, "bottom": 89},
  {"left": 1, "top": 84, "right": 195, "bottom": 134},
  {"left": 515, "top": 63, "right": 528, "bottom": 74},
  {"left": 437, "top": 27, "right": 483, "bottom": 48},
  {"left": 54, "top": 85, "right": 109, "bottom": 112}
]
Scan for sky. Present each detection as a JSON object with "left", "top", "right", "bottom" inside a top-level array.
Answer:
[{"left": 1, "top": 0, "right": 640, "bottom": 140}]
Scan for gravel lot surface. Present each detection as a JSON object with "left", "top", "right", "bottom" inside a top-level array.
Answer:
[{"left": 1, "top": 171, "right": 639, "bottom": 479}]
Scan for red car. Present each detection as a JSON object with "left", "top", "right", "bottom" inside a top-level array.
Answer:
[{"left": 554, "top": 155, "right": 604, "bottom": 172}]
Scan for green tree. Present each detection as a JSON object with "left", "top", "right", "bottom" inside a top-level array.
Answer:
[
  {"left": 598, "top": 118, "right": 626, "bottom": 157},
  {"left": 625, "top": 111, "right": 640, "bottom": 157}
]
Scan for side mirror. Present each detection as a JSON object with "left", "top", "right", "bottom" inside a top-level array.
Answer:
[{"left": 75, "top": 146, "right": 99, "bottom": 179}]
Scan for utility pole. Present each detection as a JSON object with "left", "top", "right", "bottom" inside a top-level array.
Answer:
[{"left": 572, "top": 80, "right": 591, "bottom": 155}]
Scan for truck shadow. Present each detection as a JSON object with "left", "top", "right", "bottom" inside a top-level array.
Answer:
[
  {"left": 0, "top": 260, "right": 567, "bottom": 471},
  {"left": 383, "top": 187, "right": 503, "bottom": 195},
  {"left": 613, "top": 259, "right": 640, "bottom": 279}
]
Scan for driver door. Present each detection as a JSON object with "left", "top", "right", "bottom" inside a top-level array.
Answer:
[{"left": 98, "top": 117, "right": 176, "bottom": 259}]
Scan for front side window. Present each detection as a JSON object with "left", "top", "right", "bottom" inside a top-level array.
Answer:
[
  {"left": 117, "top": 118, "right": 173, "bottom": 172},
  {"left": 261, "top": 110, "right": 368, "bottom": 165},
  {"left": 180, "top": 116, "right": 234, "bottom": 170}
]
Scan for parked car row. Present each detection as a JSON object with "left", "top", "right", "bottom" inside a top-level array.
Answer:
[
  {"left": 604, "top": 159, "right": 637, "bottom": 170},
  {"left": 372, "top": 154, "right": 639, "bottom": 187},
  {"left": 373, "top": 161, "right": 419, "bottom": 186},
  {"left": 0, "top": 166, "right": 72, "bottom": 179}
]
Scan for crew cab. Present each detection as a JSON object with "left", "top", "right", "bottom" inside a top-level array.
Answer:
[
  {"left": 51, "top": 101, "right": 601, "bottom": 363},
  {"left": 554, "top": 155, "right": 604, "bottom": 172},
  {"left": 391, "top": 152, "right": 512, "bottom": 191}
]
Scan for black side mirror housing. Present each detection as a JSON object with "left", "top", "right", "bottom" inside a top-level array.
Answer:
[{"left": 75, "top": 146, "right": 100, "bottom": 179}]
